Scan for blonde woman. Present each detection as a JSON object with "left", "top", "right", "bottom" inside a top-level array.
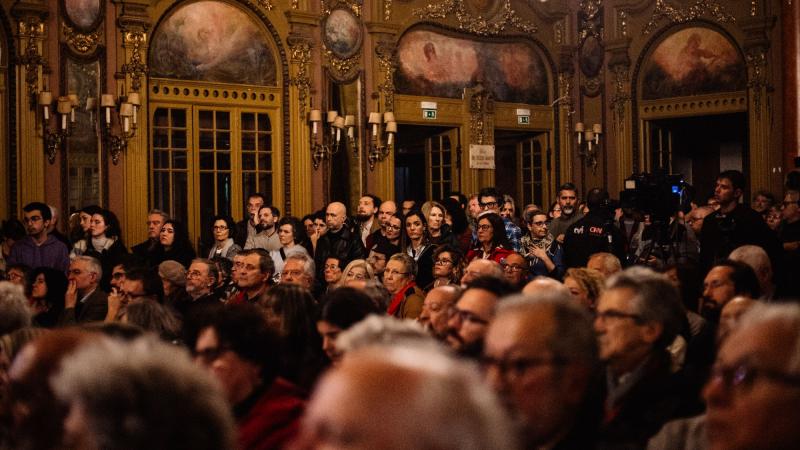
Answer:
[
  {"left": 337, "top": 259, "right": 375, "bottom": 289},
  {"left": 563, "top": 267, "right": 605, "bottom": 310}
]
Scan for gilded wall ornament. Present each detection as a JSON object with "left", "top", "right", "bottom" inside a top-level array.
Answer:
[
  {"left": 468, "top": 83, "right": 494, "bottom": 145},
  {"left": 321, "top": 0, "right": 363, "bottom": 81},
  {"left": 121, "top": 30, "right": 148, "bottom": 92},
  {"left": 643, "top": 0, "right": 735, "bottom": 35},
  {"left": 745, "top": 46, "right": 768, "bottom": 116},
  {"left": 17, "top": 17, "right": 48, "bottom": 104},
  {"left": 288, "top": 35, "right": 313, "bottom": 119},
  {"left": 385, "top": 0, "right": 392, "bottom": 21},
  {"left": 412, "top": 0, "right": 537, "bottom": 36},
  {"left": 64, "top": 24, "right": 100, "bottom": 53},
  {"left": 375, "top": 40, "right": 397, "bottom": 112}
]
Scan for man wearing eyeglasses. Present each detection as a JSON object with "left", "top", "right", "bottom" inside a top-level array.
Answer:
[
  {"left": 483, "top": 291, "right": 600, "bottom": 449},
  {"left": 594, "top": 267, "right": 699, "bottom": 448},
  {"left": 446, "top": 276, "right": 515, "bottom": 359},
  {"left": 7, "top": 202, "right": 69, "bottom": 273},
  {"left": 703, "top": 303, "right": 800, "bottom": 450},
  {"left": 500, "top": 252, "right": 529, "bottom": 289},
  {"left": 179, "top": 258, "right": 221, "bottom": 317},
  {"left": 476, "top": 187, "right": 522, "bottom": 252},
  {"left": 59, "top": 256, "right": 108, "bottom": 325}
]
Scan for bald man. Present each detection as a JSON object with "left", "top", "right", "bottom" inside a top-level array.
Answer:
[
  {"left": 313, "top": 202, "right": 366, "bottom": 284},
  {"left": 460, "top": 259, "right": 504, "bottom": 286},
  {"left": 293, "top": 345, "right": 517, "bottom": 449},
  {"left": 418, "top": 285, "right": 461, "bottom": 340}
]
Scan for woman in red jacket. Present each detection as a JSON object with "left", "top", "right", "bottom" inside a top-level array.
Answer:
[{"left": 466, "top": 212, "right": 513, "bottom": 264}]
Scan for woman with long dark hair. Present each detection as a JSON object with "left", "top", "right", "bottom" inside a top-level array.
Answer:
[
  {"left": 155, "top": 220, "right": 196, "bottom": 268},
  {"left": 70, "top": 208, "right": 128, "bottom": 290},
  {"left": 28, "top": 267, "right": 68, "bottom": 327},
  {"left": 257, "top": 284, "right": 326, "bottom": 391},
  {"left": 400, "top": 209, "right": 435, "bottom": 289},
  {"left": 466, "top": 212, "right": 513, "bottom": 264}
]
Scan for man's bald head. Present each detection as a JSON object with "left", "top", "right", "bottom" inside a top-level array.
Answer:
[
  {"left": 461, "top": 259, "right": 503, "bottom": 286},
  {"left": 326, "top": 202, "right": 347, "bottom": 232},
  {"left": 523, "top": 276, "right": 570, "bottom": 296},
  {"left": 295, "top": 345, "right": 517, "bottom": 449}
]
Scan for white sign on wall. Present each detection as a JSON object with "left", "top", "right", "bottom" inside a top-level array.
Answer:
[{"left": 469, "top": 144, "right": 495, "bottom": 169}]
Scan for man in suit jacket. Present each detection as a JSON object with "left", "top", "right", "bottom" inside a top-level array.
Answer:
[{"left": 59, "top": 256, "right": 108, "bottom": 325}]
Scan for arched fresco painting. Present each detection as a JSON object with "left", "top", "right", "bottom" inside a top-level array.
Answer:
[
  {"left": 149, "top": 1, "right": 276, "bottom": 86},
  {"left": 642, "top": 27, "right": 745, "bottom": 100},
  {"left": 395, "top": 29, "right": 548, "bottom": 104}
]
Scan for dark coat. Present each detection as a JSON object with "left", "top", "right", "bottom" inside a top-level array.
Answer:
[
  {"left": 313, "top": 227, "right": 366, "bottom": 281},
  {"left": 58, "top": 288, "right": 108, "bottom": 325}
]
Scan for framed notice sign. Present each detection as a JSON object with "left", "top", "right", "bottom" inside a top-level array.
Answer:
[{"left": 469, "top": 144, "right": 495, "bottom": 169}]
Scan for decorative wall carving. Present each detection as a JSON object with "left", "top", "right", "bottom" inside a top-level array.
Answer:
[
  {"left": 63, "top": 24, "right": 100, "bottom": 53},
  {"left": 120, "top": 30, "right": 147, "bottom": 92},
  {"left": 321, "top": 0, "right": 362, "bottom": 81},
  {"left": 467, "top": 83, "right": 494, "bottom": 145},
  {"left": 579, "top": 0, "right": 604, "bottom": 97},
  {"left": 16, "top": 17, "right": 47, "bottom": 105},
  {"left": 375, "top": 40, "right": 397, "bottom": 112},
  {"left": 643, "top": 0, "right": 735, "bottom": 35},
  {"left": 288, "top": 34, "right": 313, "bottom": 119},
  {"left": 745, "top": 46, "right": 768, "bottom": 116},
  {"left": 412, "top": 0, "right": 537, "bottom": 36}
]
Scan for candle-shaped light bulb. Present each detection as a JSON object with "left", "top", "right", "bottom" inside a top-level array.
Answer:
[
  {"left": 101, "top": 94, "right": 115, "bottom": 125},
  {"left": 368, "top": 112, "right": 380, "bottom": 137},
  {"left": 575, "top": 122, "right": 584, "bottom": 144},
  {"left": 123, "top": 117, "right": 130, "bottom": 133}
]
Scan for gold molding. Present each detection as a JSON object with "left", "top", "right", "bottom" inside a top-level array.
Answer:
[
  {"left": 467, "top": 83, "right": 494, "bottom": 145},
  {"left": 375, "top": 40, "right": 396, "bottom": 112},
  {"left": 412, "top": 0, "right": 537, "bottom": 36},
  {"left": 120, "top": 30, "right": 148, "bottom": 92},
  {"left": 639, "top": 92, "right": 747, "bottom": 119},
  {"left": 643, "top": 0, "right": 735, "bottom": 35},
  {"left": 63, "top": 24, "right": 100, "bottom": 54},
  {"left": 16, "top": 17, "right": 47, "bottom": 104},
  {"left": 288, "top": 34, "right": 313, "bottom": 120},
  {"left": 745, "top": 47, "right": 768, "bottom": 116}
]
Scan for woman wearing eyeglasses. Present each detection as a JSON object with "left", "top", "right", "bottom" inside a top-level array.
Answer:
[
  {"left": 466, "top": 212, "right": 513, "bottom": 264},
  {"left": 427, "top": 244, "right": 464, "bottom": 291},
  {"left": 337, "top": 259, "right": 375, "bottom": 289},
  {"left": 520, "top": 209, "right": 565, "bottom": 279},
  {"left": 382, "top": 253, "right": 424, "bottom": 319},
  {"left": 207, "top": 215, "right": 241, "bottom": 261}
]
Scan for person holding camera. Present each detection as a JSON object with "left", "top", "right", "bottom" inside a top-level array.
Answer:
[{"left": 563, "top": 188, "right": 625, "bottom": 269}]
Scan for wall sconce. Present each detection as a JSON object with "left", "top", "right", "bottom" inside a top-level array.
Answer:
[
  {"left": 100, "top": 92, "right": 140, "bottom": 165},
  {"left": 36, "top": 88, "right": 141, "bottom": 165},
  {"left": 367, "top": 111, "right": 396, "bottom": 170},
  {"left": 575, "top": 122, "right": 602, "bottom": 172},
  {"left": 308, "top": 109, "right": 356, "bottom": 169},
  {"left": 37, "top": 90, "right": 78, "bottom": 164}
]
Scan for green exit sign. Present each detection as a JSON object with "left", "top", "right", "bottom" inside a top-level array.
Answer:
[
  {"left": 423, "top": 109, "right": 437, "bottom": 120},
  {"left": 518, "top": 115, "right": 530, "bottom": 125}
]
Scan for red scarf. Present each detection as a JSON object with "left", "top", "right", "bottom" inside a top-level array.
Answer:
[{"left": 387, "top": 281, "right": 417, "bottom": 316}]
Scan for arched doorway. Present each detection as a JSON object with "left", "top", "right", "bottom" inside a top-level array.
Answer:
[{"left": 147, "top": 0, "right": 285, "bottom": 251}]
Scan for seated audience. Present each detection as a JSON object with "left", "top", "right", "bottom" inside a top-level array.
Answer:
[
  {"left": 60, "top": 256, "right": 108, "bottom": 325},
  {"left": 383, "top": 253, "right": 424, "bottom": 319},
  {"left": 418, "top": 285, "right": 461, "bottom": 340},
  {"left": 316, "top": 287, "right": 379, "bottom": 365},
  {"left": 563, "top": 267, "right": 605, "bottom": 310}
]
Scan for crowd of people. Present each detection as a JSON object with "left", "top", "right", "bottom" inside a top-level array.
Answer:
[{"left": 0, "top": 167, "right": 798, "bottom": 449}]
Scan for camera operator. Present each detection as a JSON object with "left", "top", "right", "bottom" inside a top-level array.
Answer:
[{"left": 563, "top": 188, "right": 625, "bottom": 268}]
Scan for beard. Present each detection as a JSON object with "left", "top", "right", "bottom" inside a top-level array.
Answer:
[
  {"left": 562, "top": 206, "right": 575, "bottom": 216},
  {"left": 699, "top": 298, "right": 722, "bottom": 323},
  {"left": 356, "top": 213, "right": 373, "bottom": 223},
  {"left": 256, "top": 223, "right": 274, "bottom": 233}
]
